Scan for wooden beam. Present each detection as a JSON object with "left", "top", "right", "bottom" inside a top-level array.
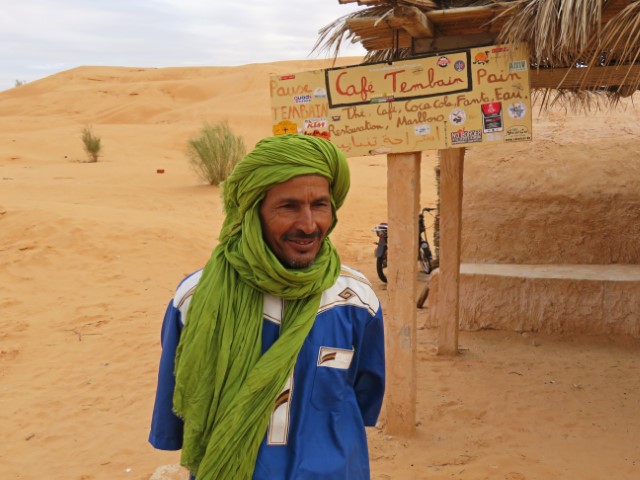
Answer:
[
  {"left": 359, "top": 32, "right": 413, "bottom": 51},
  {"left": 386, "top": 152, "right": 421, "bottom": 435},
  {"left": 530, "top": 65, "right": 640, "bottom": 90},
  {"left": 338, "top": 0, "right": 382, "bottom": 4},
  {"left": 402, "top": 0, "right": 438, "bottom": 7},
  {"left": 388, "top": 6, "right": 434, "bottom": 39},
  {"left": 602, "top": 0, "right": 633, "bottom": 22},
  {"left": 344, "top": 18, "right": 414, "bottom": 50},
  {"left": 345, "top": 4, "right": 509, "bottom": 52},
  {"left": 343, "top": 2, "right": 636, "bottom": 55},
  {"left": 425, "top": 4, "right": 508, "bottom": 35},
  {"left": 413, "top": 33, "right": 498, "bottom": 54},
  {"left": 437, "top": 148, "right": 464, "bottom": 356}
]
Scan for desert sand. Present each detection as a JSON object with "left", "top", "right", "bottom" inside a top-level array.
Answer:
[{"left": 1, "top": 59, "right": 639, "bottom": 480}]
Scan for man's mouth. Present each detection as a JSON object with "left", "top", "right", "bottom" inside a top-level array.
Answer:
[
  {"left": 284, "top": 231, "right": 322, "bottom": 250},
  {"left": 291, "top": 238, "right": 314, "bottom": 245}
]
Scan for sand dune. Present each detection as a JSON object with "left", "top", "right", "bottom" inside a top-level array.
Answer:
[{"left": 1, "top": 59, "right": 639, "bottom": 479}]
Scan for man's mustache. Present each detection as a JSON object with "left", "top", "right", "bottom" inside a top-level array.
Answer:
[{"left": 283, "top": 230, "right": 323, "bottom": 241}]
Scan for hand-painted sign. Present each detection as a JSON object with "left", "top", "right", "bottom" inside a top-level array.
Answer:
[
  {"left": 326, "top": 50, "right": 471, "bottom": 107},
  {"left": 270, "top": 44, "right": 532, "bottom": 157}
]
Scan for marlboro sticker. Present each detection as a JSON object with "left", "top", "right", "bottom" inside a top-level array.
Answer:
[{"left": 481, "top": 102, "right": 503, "bottom": 133}]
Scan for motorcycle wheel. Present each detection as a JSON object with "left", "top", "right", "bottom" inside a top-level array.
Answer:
[
  {"left": 418, "top": 244, "right": 432, "bottom": 274},
  {"left": 376, "top": 251, "right": 388, "bottom": 283}
]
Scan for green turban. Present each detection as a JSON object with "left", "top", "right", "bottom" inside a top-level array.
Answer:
[{"left": 173, "top": 134, "right": 350, "bottom": 479}]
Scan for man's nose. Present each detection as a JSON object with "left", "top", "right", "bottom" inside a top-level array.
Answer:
[{"left": 296, "top": 206, "right": 315, "bottom": 233}]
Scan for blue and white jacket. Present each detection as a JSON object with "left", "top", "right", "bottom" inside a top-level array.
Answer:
[{"left": 149, "top": 265, "right": 385, "bottom": 479}]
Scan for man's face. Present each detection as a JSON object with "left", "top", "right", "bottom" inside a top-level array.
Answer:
[{"left": 259, "top": 175, "right": 333, "bottom": 269}]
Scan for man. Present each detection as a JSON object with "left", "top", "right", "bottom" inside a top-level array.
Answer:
[{"left": 149, "top": 134, "right": 385, "bottom": 480}]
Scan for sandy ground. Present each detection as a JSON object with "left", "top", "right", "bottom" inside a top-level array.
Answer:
[{"left": 1, "top": 60, "right": 639, "bottom": 480}]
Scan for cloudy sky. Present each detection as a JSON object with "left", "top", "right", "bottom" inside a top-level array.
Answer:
[{"left": 0, "top": 0, "right": 367, "bottom": 91}]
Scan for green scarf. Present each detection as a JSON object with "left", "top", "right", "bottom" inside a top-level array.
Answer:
[{"left": 172, "top": 134, "right": 350, "bottom": 479}]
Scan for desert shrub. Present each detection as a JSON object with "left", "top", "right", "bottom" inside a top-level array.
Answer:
[
  {"left": 187, "top": 121, "right": 245, "bottom": 185},
  {"left": 15, "top": 79, "right": 27, "bottom": 87},
  {"left": 81, "top": 126, "right": 101, "bottom": 163}
]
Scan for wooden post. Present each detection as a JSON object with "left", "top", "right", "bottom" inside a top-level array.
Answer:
[
  {"left": 437, "top": 147, "right": 465, "bottom": 355},
  {"left": 386, "top": 152, "right": 420, "bottom": 435}
]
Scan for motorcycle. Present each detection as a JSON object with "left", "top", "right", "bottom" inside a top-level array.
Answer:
[{"left": 372, "top": 207, "right": 436, "bottom": 283}]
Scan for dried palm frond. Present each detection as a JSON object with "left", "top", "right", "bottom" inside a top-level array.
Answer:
[
  {"left": 315, "top": 0, "right": 640, "bottom": 109},
  {"left": 311, "top": 6, "right": 395, "bottom": 60},
  {"left": 364, "top": 47, "right": 413, "bottom": 63},
  {"left": 495, "top": 0, "right": 640, "bottom": 107},
  {"left": 558, "top": 0, "right": 602, "bottom": 56},
  {"left": 579, "top": 2, "right": 640, "bottom": 94},
  {"left": 402, "top": 0, "right": 438, "bottom": 7},
  {"left": 312, "top": 1, "right": 441, "bottom": 62},
  {"left": 531, "top": 87, "right": 623, "bottom": 114},
  {"left": 497, "top": 0, "right": 604, "bottom": 67}
]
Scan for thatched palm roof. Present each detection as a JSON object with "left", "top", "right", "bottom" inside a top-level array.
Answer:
[{"left": 314, "top": 0, "right": 640, "bottom": 107}]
